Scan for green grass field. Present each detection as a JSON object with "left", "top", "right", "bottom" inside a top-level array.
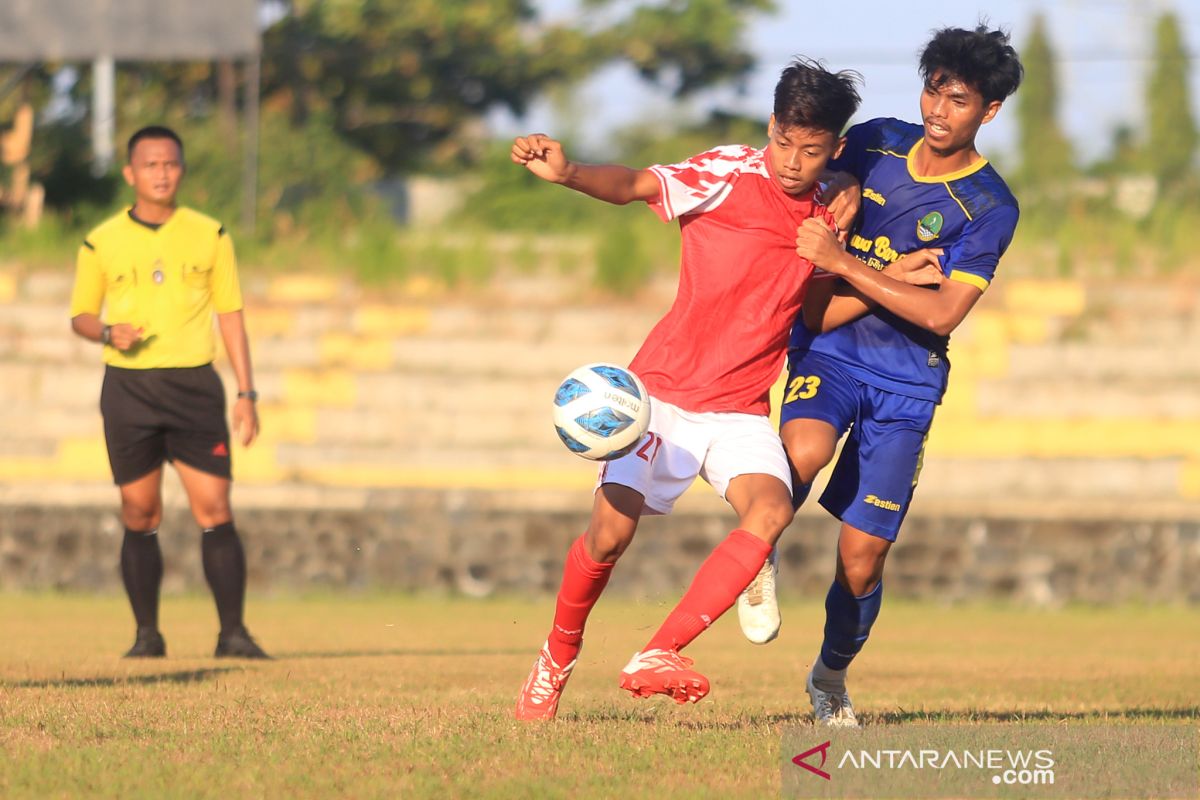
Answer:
[{"left": 2, "top": 593, "right": 1197, "bottom": 798}]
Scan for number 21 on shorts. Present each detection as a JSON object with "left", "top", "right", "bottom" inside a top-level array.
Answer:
[
  {"left": 784, "top": 375, "right": 821, "bottom": 403},
  {"left": 636, "top": 432, "right": 664, "bottom": 463}
]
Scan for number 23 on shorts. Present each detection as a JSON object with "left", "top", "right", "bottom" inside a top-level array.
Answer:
[{"left": 784, "top": 375, "right": 821, "bottom": 403}]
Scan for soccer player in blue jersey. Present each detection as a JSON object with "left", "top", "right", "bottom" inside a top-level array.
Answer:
[{"left": 736, "top": 25, "right": 1024, "bottom": 727}]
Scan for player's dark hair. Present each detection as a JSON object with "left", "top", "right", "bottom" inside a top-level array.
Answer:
[
  {"left": 773, "top": 58, "right": 862, "bottom": 135},
  {"left": 127, "top": 126, "right": 184, "bottom": 163},
  {"left": 919, "top": 24, "right": 1023, "bottom": 104}
]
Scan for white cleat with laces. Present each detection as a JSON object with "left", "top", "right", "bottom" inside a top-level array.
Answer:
[
  {"left": 806, "top": 669, "right": 860, "bottom": 728},
  {"left": 737, "top": 547, "right": 780, "bottom": 644},
  {"left": 515, "top": 641, "right": 577, "bottom": 721}
]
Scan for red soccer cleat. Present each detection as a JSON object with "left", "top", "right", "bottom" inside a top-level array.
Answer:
[
  {"left": 618, "top": 648, "right": 710, "bottom": 704},
  {"left": 515, "top": 641, "right": 577, "bottom": 721}
]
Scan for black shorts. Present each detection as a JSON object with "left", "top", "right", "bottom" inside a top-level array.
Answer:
[{"left": 100, "top": 364, "right": 232, "bottom": 485}]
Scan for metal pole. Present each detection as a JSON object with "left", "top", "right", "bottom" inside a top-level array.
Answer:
[
  {"left": 92, "top": 55, "right": 115, "bottom": 175},
  {"left": 240, "top": 53, "right": 261, "bottom": 235}
]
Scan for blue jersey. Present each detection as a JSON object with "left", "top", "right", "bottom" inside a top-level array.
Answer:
[{"left": 789, "top": 118, "right": 1019, "bottom": 402}]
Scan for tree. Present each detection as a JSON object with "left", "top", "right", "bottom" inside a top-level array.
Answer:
[
  {"left": 1145, "top": 12, "right": 1197, "bottom": 188},
  {"left": 594, "top": 0, "right": 774, "bottom": 96},
  {"left": 261, "top": 0, "right": 775, "bottom": 173},
  {"left": 1014, "top": 14, "right": 1072, "bottom": 189}
]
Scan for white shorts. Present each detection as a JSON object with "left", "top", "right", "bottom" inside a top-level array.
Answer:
[{"left": 597, "top": 397, "right": 792, "bottom": 515}]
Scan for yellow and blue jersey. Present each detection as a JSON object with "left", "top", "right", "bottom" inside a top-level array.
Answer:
[{"left": 789, "top": 118, "right": 1019, "bottom": 402}]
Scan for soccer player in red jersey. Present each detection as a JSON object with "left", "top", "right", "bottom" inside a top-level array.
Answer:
[{"left": 511, "top": 59, "right": 866, "bottom": 720}]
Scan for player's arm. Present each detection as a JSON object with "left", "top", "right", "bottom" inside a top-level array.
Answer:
[
  {"left": 802, "top": 250, "right": 946, "bottom": 333},
  {"left": 802, "top": 276, "right": 862, "bottom": 333},
  {"left": 70, "top": 313, "right": 144, "bottom": 350},
  {"left": 68, "top": 240, "right": 142, "bottom": 350},
  {"left": 817, "top": 119, "right": 871, "bottom": 234},
  {"left": 819, "top": 170, "right": 861, "bottom": 236},
  {"left": 511, "top": 133, "right": 660, "bottom": 205},
  {"left": 209, "top": 227, "right": 258, "bottom": 445},
  {"left": 797, "top": 218, "right": 979, "bottom": 336},
  {"left": 217, "top": 310, "right": 259, "bottom": 447}
]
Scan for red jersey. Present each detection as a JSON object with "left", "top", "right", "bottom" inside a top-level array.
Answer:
[{"left": 628, "top": 145, "right": 833, "bottom": 415}]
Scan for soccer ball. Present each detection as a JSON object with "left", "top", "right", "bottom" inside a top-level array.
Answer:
[{"left": 552, "top": 363, "right": 651, "bottom": 461}]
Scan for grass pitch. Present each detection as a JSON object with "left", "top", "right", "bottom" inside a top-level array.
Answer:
[{"left": 1, "top": 593, "right": 1197, "bottom": 798}]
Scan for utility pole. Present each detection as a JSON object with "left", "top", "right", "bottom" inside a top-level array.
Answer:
[{"left": 92, "top": 55, "right": 115, "bottom": 175}]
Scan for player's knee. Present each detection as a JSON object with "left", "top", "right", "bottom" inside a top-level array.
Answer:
[
  {"left": 840, "top": 573, "right": 879, "bottom": 598},
  {"left": 838, "top": 554, "right": 885, "bottom": 596},
  {"left": 782, "top": 435, "right": 834, "bottom": 484},
  {"left": 584, "top": 521, "right": 635, "bottom": 563},
  {"left": 121, "top": 502, "right": 162, "bottom": 531},
  {"left": 765, "top": 501, "right": 795, "bottom": 538},
  {"left": 191, "top": 503, "right": 232, "bottom": 530},
  {"left": 741, "top": 500, "right": 794, "bottom": 543}
]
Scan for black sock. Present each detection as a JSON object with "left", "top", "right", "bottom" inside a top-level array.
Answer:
[
  {"left": 201, "top": 521, "right": 247, "bottom": 635},
  {"left": 121, "top": 527, "right": 163, "bottom": 631}
]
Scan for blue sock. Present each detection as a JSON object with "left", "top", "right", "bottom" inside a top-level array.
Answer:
[
  {"left": 819, "top": 579, "right": 883, "bottom": 671},
  {"left": 792, "top": 481, "right": 812, "bottom": 511}
]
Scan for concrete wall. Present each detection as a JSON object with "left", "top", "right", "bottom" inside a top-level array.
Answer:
[{"left": 2, "top": 494, "right": 1197, "bottom": 604}]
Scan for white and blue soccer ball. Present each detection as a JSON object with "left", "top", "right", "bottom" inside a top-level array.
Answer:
[{"left": 552, "top": 363, "right": 651, "bottom": 461}]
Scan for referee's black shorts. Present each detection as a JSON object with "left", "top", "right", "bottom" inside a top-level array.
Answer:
[{"left": 100, "top": 364, "right": 232, "bottom": 486}]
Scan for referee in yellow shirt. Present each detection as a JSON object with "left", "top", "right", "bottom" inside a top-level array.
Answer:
[{"left": 70, "top": 126, "right": 268, "bottom": 659}]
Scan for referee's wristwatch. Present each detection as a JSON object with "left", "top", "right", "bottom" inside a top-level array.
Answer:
[
  {"left": 100, "top": 325, "right": 112, "bottom": 345},
  {"left": 237, "top": 390, "right": 259, "bottom": 402}
]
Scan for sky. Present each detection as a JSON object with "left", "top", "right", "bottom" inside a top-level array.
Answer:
[{"left": 491, "top": 0, "right": 1200, "bottom": 167}]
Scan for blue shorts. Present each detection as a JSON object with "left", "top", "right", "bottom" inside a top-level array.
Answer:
[{"left": 780, "top": 351, "right": 936, "bottom": 541}]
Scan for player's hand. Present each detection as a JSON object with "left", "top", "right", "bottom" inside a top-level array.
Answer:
[
  {"left": 795, "top": 217, "right": 847, "bottom": 271},
  {"left": 232, "top": 398, "right": 259, "bottom": 447},
  {"left": 885, "top": 248, "right": 945, "bottom": 286},
  {"left": 108, "top": 323, "right": 144, "bottom": 351},
  {"left": 820, "top": 172, "right": 861, "bottom": 241},
  {"left": 511, "top": 133, "right": 572, "bottom": 184}
]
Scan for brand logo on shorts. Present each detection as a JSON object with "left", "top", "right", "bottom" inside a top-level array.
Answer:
[
  {"left": 863, "top": 494, "right": 901, "bottom": 512},
  {"left": 212, "top": 442, "right": 229, "bottom": 458},
  {"left": 916, "top": 211, "right": 943, "bottom": 242}
]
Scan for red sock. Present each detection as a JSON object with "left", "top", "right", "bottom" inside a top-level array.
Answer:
[
  {"left": 546, "top": 535, "right": 614, "bottom": 665},
  {"left": 645, "top": 529, "right": 772, "bottom": 653}
]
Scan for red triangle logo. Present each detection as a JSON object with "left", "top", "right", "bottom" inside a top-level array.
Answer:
[
  {"left": 793, "top": 740, "right": 832, "bottom": 780},
  {"left": 212, "top": 442, "right": 229, "bottom": 457}
]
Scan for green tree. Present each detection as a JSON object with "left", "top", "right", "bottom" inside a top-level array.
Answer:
[
  {"left": 262, "top": 0, "right": 775, "bottom": 173},
  {"left": 1014, "top": 14, "right": 1073, "bottom": 189},
  {"left": 1145, "top": 12, "right": 1197, "bottom": 188},
  {"left": 594, "top": 0, "right": 774, "bottom": 96}
]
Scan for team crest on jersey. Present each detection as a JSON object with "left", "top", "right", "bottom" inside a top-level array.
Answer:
[{"left": 916, "top": 211, "right": 943, "bottom": 242}]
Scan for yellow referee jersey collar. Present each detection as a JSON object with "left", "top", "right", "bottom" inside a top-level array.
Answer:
[{"left": 126, "top": 206, "right": 178, "bottom": 232}]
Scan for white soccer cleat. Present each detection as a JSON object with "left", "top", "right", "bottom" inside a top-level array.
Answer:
[
  {"left": 515, "top": 641, "right": 577, "bottom": 721},
  {"left": 737, "top": 547, "right": 780, "bottom": 644},
  {"left": 806, "top": 669, "right": 860, "bottom": 728}
]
